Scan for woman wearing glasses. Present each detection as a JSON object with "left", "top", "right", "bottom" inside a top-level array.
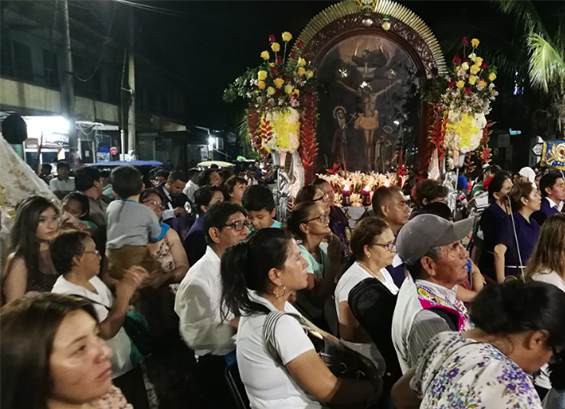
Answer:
[
  {"left": 287, "top": 201, "right": 344, "bottom": 331},
  {"left": 337, "top": 217, "right": 400, "bottom": 404},
  {"left": 3, "top": 196, "right": 60, "bottom": 304},
  {"left": 140, "top": 189, "right": 189, "bottom": 286},
  {"left": 50, "top": 230, "right": 149, "bottom": 408}
]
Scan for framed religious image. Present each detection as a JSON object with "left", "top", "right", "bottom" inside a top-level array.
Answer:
[{"left": 316, "top": 34, "right": 422, "bottom": 172}]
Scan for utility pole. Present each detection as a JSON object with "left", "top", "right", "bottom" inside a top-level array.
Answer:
[
  {"left": 61, "top": 0, "right": 74, "bottom": 117},
  {"left": 127, "top": 7, "right": 136, "bottom": 159}
]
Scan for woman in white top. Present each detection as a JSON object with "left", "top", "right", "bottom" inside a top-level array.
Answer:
[
  {"left": 526, "top": 213, "right": 565, "bottom": 398},
  {"left": 221, "top": 228, "right": 377, "bottom": 409},
  {"left": 526, "top": 213, "right": 565, "bottom": 292},
  {"left": 50, "top": 230, "right": 148, "bottom": 408},
  {"left": 335, "top": 216, "right": 398, "bottom": 342}
]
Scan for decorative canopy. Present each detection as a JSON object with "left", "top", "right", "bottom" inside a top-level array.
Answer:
[{"left": 292, "top": 0, "right": 446, "bottom": 78}]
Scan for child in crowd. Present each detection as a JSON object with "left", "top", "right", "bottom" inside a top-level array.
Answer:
[
  {"left": 106, "top": 166, "right": 168, "bottom": 279},
  {"left": 242, "top": 184, "right": 282, "bottom": 232},
  {"left": 61, "top": 191, "right": 98, "bottom": 233}
]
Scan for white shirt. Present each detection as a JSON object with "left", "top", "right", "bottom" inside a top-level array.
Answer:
[
  {"left": 49, "top": 176, "right": 75, "bottom": 193},
  {"left": 236, "top": 292, "right": 320, "bottom": 409},
  {"left": 334, "top": 261, "right": 398, "bottom": 322},
  {"left": 161, "top": 185, "right": 176, "bottom": 220},
  {"left": 51, "top": 275, "right": 133, "bottom": 378},
  {"left": 546, "top": 197, "right": 564, "bottom": 212},
  {"left": 183, "top": 180, "right": 199, "bottom": 203},
  {"left": 174, "top": 246, "right": 235, "bottom": 356},
  {"left": 532, "top": 270, "right": 565, "bottom": 293}
]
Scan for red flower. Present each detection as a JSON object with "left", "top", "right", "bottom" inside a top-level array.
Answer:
[
  {"left": 275, "top": 55, "right": 282, "bottom": 65},
  {"left": 462, "top": 36, "right": 469, "bottom": 46},
  {"left": 452, "top": 55, "right": 462, "bottom": 66},
  {"left": 271, "top": 66, "right": 279, "bottom": 76},
  {"left": 268, "top": 34, "right": 276, "bottom": 44},
  {"left": 448, "top": 80, "right": 456, "bottom": 89},
  {"left": 464, "top": 87, "right": 472, "bottom": 95},
  {"left": 481, "top": 61, "right": 488, "bottom": 70}
]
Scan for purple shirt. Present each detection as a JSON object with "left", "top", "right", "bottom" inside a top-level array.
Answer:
[{"left": 479, "top": 203, "right": 512, "bottom": 280}]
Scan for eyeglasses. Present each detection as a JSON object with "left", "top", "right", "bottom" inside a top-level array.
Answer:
[
  {"left": 83, "top": 250, "right": 100, "bottom": 257},
  {"left": 372, "top": 241, "right": 396, "bottom": 251},
  {"left": 304, "top": 213, "right": 330, "bottom": 223},
  {"left": 224, "top": 220, "right": 250, "bottom": 231},
  {"left": 142, "top": 200, "right": 165, "bottom": 210}
]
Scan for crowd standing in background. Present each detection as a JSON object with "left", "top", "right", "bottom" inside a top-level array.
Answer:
[{"left": 2, "top": 160, "right": 565, "bottom": 409}]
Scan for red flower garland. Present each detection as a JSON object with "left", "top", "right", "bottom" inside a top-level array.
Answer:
[
  {"left": 299, "top": 90, "right": 318, "bottom": 184},
  {"left": 428, "top": 103, "right": 447, "bottom": 160}
]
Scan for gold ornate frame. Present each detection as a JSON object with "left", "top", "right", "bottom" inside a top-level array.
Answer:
[{"left": 292, "top": 0, "right": 446, "bottom": 78}]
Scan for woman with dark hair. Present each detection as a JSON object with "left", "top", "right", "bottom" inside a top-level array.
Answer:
[
  {"left": 334, "top": 216, "right": 397, "bottom": 342},
  {"left": 478, "top": 172, "right": 514, "bottom": 283},
  {"left": 287, "top": 201, "right": 344, "bottom": 330},
  {"left": 508, "top": 180, "right": 542, "bottom": 267},
  {"left": 1, "top": 293, "right": 132, "bottom": 409},
  {"left": 392, "top": 280, "right": 565, "bottom": 409},
  {"left": 140, "top": 188, "right": 189, "bottom": 285},
  {"left": 223, "top": 175, "right": 248, "bottom": 206},
  {"left": 221, "top": 228, "right": 376, "bottom": 409},
  {"left": 3, "top": 196, "right": 59, "bottom": 303},
  {"left": 312, "top": 178, "right": 350, "bottom": 254}
]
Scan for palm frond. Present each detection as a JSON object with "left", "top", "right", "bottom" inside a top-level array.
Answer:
[
  {"left": 497, "top": 0, "right": 547, "bottom": 37},
  {"left": 527, "top": 33, "right": 565, "bottom": 94}
]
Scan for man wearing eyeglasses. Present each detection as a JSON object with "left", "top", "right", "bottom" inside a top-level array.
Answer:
[
  {"left": 175, "top": 202, "right": 249, "bottom": 408},
  {"left": 391, "top": 214, "right": 474, "bottom": 374}
]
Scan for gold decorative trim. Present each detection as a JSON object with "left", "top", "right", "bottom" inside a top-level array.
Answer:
[{"left": 292, "top": 0, "right": 446, "bottom": 77}]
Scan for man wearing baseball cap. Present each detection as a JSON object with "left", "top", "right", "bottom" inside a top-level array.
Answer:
[{"left": 391, "top": 214, "right": 474, "bottom": 373}]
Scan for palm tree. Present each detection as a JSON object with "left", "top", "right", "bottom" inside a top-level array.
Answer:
[{"left": 497, "top": 0, "right": 565, "bottom": 135}]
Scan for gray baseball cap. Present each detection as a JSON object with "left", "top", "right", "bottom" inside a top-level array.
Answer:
[{"left": 396, "top": 214, "right": 474, "bottom": 265}]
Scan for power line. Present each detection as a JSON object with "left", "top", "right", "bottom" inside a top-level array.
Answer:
[{"left": 74, "top": 2, "right": 117, "bottom": 82}]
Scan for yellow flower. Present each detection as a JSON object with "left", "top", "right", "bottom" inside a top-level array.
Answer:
[
  {"left": 267, "top": 86, "right": 276, "bottom": 96},
  {"left": 271, "top": 42, "right": 281, "bottom": 52},
  {"left": 273, "top": 77, "right": 285, "bottom": 89},
  {"left": 305, "top": 70, "right": 314, "bottom": 79},
  {"left": 297, "top": 57, "right": 306, "bottom": 67},
  {"left": 474, "top": 57, "right": 483, "bottom": 67},
  {"left": 470, "top": 65, "right": 481, "bottom": 75},
  {"left": 282, "top": 32, "right": 292, "bottom": 42},
  {"left": 284, "top": 84, "right": 294, "bottom": 94},
  {"left": 456, "top": 80, "right": 465, "bottom": 89},
  {"left": 297, "top": 66, "right": 306, "bottom": 77},
  {"left": 488, "top": 72, "right": 497, "bottom": 82},
  {"left": 477, "top": 80, "right": 487, "bottom": 90},
  {"left": 471, "top": 38, "right": 480, "bottom": 48},
  {"left": 461, "top": 62, "right": 469, "bottom": 71},
  {"left": 257, "top": 80, "right": 266, "bottom": 90},
  {"left": 260, "top": 51, "right": 270, "bottom": 61},
  {"left": 257, "top": 70, "right": 268, "bottom": 81},
  {"left": 468, "top": 75, "right": 477, "bottom": 85}
]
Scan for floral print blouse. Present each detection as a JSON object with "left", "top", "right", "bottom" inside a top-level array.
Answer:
[{"left": 411, "top": 331, "right": 542, "bottom": 409}]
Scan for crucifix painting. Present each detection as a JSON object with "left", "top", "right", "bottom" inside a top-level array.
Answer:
[{"left": 317, "top": 35, "right": 420, "bottom": 172}]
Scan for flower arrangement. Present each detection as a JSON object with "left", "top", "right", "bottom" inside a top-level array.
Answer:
[
  {"left": 224, "top": 32, "right": 319, "bottom": 182},
  {"left": 429, "top": 37, "right": 498, "bottom": 157},
  {"left": 317, "top": 171, "right": 397, "bottom": 207},
  {"left": 224, "top": 32, "right": 315, "bottom": 112}
]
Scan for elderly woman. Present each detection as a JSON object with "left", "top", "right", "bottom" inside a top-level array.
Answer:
[
  {"left": 1, "top": 293, "right": 133, "bottom": 409},
  {"left": 221, "top": 228, "right": 378, "bottom": 409},
  {"left": 392, "top": 280, "right": 565, "bottom": 409},
  {"left": 334, "top": 216, "right": 397, "bottom": 342},
  {"left": 3, "top": 196, "right": 59, "bottom": 303}
]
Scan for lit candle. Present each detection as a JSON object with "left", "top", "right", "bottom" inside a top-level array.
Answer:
[
  {"left": 361, "top": 186, "right": 371, "bottom": 207},
  {"left": 342, "top": 185, "right": 351, "bottom": 207}
]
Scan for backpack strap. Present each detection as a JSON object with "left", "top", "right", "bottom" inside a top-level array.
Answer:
[{"left": 263, "top": 310, "right": 289, "bottom": 366}]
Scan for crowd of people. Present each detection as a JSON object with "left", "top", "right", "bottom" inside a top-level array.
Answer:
[{"left": 2, "top": 160, "right": 565, "bottom": 409}]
